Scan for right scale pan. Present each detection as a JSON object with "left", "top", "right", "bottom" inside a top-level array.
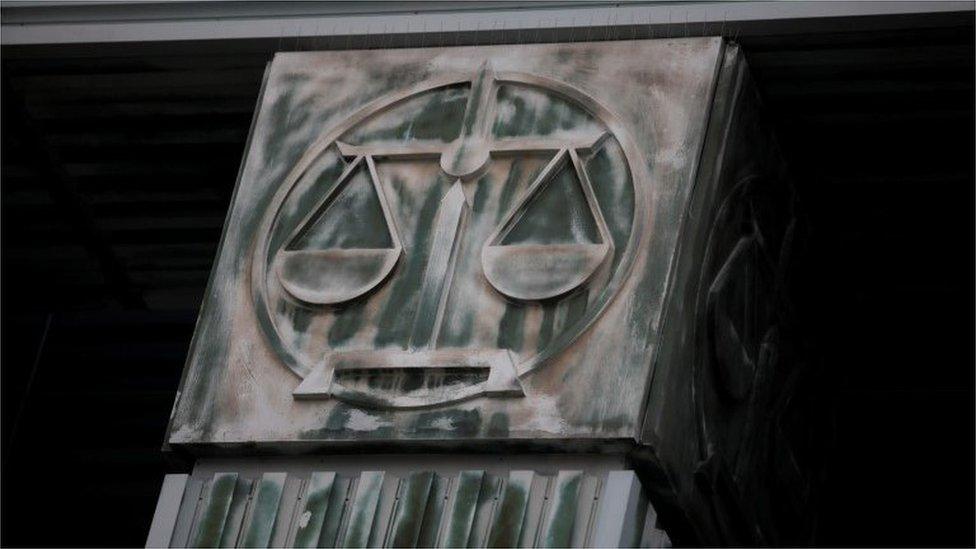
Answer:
[{"left": 483, "top": 148, "right": 614, "bottom": 302}]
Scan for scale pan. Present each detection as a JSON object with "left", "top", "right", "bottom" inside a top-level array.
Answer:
[
  {"left": 482, "top": 242, "right": 608, "bottom": 301},
  {"left": 277, "top": 248, "right": 400, "bottom": 305}
]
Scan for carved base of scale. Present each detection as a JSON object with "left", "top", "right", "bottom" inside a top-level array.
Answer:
[
  {"left": 161, "top": 38, "right": 827, "bottom": 547},
  {"left": 293, "top": 349, "right": 524, "bottom": 409}
]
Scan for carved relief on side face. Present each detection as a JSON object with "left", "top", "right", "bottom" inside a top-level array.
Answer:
[
  {"left": 250, "top": 63, "right": 645, "bottom": 410},
  {"left": 695, "top": 174, "right": 798, "bottom": 488}
]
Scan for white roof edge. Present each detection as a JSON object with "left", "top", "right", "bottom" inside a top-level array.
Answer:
[{"left": 2, "top": 1, "right": 972, "bottom": 46}]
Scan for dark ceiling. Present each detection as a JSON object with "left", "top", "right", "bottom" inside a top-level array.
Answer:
[{"left": 2, "top": 12, "right": 974, "bottom": 547}]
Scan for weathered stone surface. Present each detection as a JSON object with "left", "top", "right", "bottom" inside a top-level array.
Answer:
[{"left": 166, "top": 38, "right": 726, "bottom": 448}]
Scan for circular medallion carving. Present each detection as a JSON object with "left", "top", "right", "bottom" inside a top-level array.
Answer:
[{"left": 250, "top": 66, "right": 650, "bottom": 408}]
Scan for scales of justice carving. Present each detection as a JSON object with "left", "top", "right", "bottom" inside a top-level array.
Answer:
[{"left": 251, "top": 62, "right": 643, "bottom": 410}]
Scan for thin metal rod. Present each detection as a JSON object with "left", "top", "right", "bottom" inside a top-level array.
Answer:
[{"left": 8, "top": 313, "right": 54, "bottom": 449}]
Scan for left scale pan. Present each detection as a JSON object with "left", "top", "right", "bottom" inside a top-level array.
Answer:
[{"left": 275, "top": 155, "right": 403, "bottom": 306}]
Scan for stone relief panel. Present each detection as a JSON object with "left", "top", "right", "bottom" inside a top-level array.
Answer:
[
  {"left": 252, "top": 63, "right": 643, "bottom": 410},
  {"left": 167, "top": 39, "right": 725, "bottom": 447},
  {"left": 692, "top": 173, "right": 804, "bottom": 544}
]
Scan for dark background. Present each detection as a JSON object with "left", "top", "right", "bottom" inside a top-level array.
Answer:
[{"left": 2, "top": 11, "right": 974, "bottom": 547}]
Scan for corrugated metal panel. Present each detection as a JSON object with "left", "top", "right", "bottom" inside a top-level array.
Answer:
[
  {"left": 188, "top": 472, "right": 239, "bottom": 547},
  {"left": 239, "top": 472, "right": 286, "bottom": 547},
  {"left": 292, "top": 472, "right": 337, "bottom": 548},
  {"left": 148, "top": 468, "right": 670, "bottom": 548}
]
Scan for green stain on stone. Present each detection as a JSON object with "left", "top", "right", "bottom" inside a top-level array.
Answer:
[
  {"left": 263, "top": 89, "right": 296, "bottom": 163},
  {"left": 535, "top": 100, "right": 560, "bottom": 135},
  {"left": 182, "top": 313, "right": 228, "bottom": 440},
  {"left": 486, "top": 412, "right": 510, "bottom": 437},
  {"left": 437, "top": 299, "right": 475, "bottom": 349},
  {"left": 537, "top": 306, "right": 556, "bottom": 352},
  {"left": 586, "top": 138, "right": 635, "bottom": 271},
  {"left": 494, "top": 160, "right": 525, "bottom": 223},
  {"left": 471, "top": 178, "right": 491, "bottom": 214},
  {"left": 290, "top": 306, "right": 313, "bottom": 334},
  {"left": 414, "top": 409, "right": 481, "bottom": 437},
  {"left": 328, "top": 301, "right": 367, "bottom": 347},
  {"left": 343, "top": 85, "right": 467, "bottom": 144},
  {"left": 597, "top": 413, "right": 632, "bottom": 432},
  {"left": 373, "top": 177, "right": 444, "bottom": 348},
  {"left": 495, "top": 303, "right": 525, "bottom": 352},
  {"left": 323, "top": 407, "right": 351, "bottom": 434},
  {"left": 303, "top": 405, "right": 395, "bottom": 440},
  {"left": 270, "top": 149, "right": 347, "bottom": 255},
  {"left": 286, "top": 305, "right": 315, "bottom": 352},
  {"left": 501, "top": 161, "right": 600, "bottom": 246},
  {"left": 493, "top": 85, "right": 597, "bottom": 138},
  {"left": 492, "top": 88, "right": 530, "bottom": 138},
  {"left": 558, "top": 289, "right": 590, "bottom": 342},
  {"left": 263, "top": 79, "right": 315, "bottom": 170},
  {"left": 291, "top": 164, "right": 393, "bottom": 251}
]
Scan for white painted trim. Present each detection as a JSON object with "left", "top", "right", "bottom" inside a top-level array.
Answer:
[
  {"left": 2, "top": 1, "right": 971, "bottom": 45},
  {"left": 145, "top": 473, "right": 189, "bottom": 549},
  {"left": 592, "top": 470, "right": 645, "bottom": 547}
]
